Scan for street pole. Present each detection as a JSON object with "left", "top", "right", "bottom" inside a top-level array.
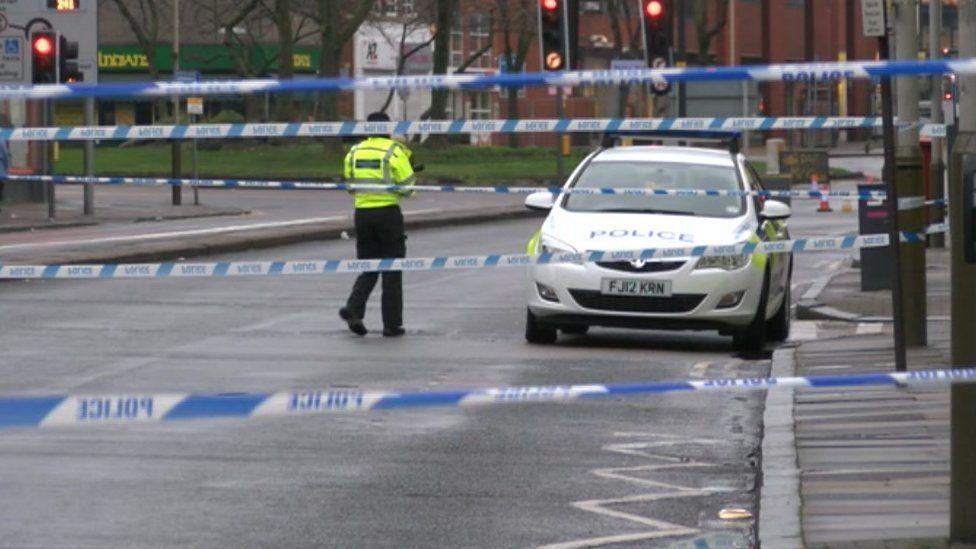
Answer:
[
  {"left": 878, "top": 4, "right": 909, "bottom": 373},
  {"left": 950, "top": 2, "right": 976, "bottom": 542},
  {"left": 893, "top": 0, "right": 927, "bottom": 347},
  {"left": 676, "top": 0, "right": 686, "bottom": 117},
  {"left": 83, "top": 97, "right": 95, "bottom": 216},
  {"left": 555, "top": 86, "right": 564, "bottom": 182},
  {"left": 43, "top": 100, "right": 54, "bottom": 220},
  {"left": 929, "top": 0, "right": 946, "bottom": 248},
  {"left": 170, "top": 0, "right": 182, "bottom": 206}
]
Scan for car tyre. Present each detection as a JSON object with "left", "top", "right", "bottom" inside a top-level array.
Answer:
[
  {"left": 560, "top": 325, "right": 589, "bottom": 336},
  {"left": 525, "top": 310, "right": 558, "bottom": 344},
  {"left": 766, "top": 276, "right": 791, "bottom": 342},
  {"left": 733, "top": 268, "right": 770, "bottom": 353}
]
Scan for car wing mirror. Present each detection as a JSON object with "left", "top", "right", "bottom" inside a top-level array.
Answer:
[
  {"left": 760, "top": 199, "right": 792, "bottom": 221},
  {"left": 525, "top": 191, "right": 556, "bottom": 211}
]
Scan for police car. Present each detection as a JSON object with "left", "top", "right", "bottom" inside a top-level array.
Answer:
[{"left": 523, "top": 133, "right": 793, "bottom": 352}]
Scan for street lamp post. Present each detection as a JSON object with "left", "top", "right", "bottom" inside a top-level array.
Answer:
[{"left": 171, "top": 0, "right": 182, "bottom": 206}]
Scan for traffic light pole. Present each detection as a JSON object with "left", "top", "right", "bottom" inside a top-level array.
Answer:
[
  {"left": 929, "top": 0, "right": 946, "bottom": 248},
  {"left": 877, "top": 9, "right": 909, "bottom": 373},
  {"left": 83, "top": 97, "right": 95, "bottom": 216},
  {"left": 555, "top": 86, "right": 565, "bottom": 182},
  {"left": 676, "top": 0, "right": 686, "bottom": 117},
  {"left": 43, "top": 99, "right": 55, "bottom": 220},
  {"left": 171, "top": 0, "right": 182, "bottom": 207}
]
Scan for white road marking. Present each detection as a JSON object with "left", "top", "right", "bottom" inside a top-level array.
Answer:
[
  {"left": 789, "top": 320, "right": 819, "bottom": 341},
  {"left": 541, "top": 433, "right": 731, "bottom": 549},
  {"left": 801, "top": 276, "right": 831, "bottom": 301},
  {"left": 856, "top": 322, "right": 884, "bottom": 335},
  {"left": 688, "top": 361, "right": 712, "bottom": 379},
  {"left": 0, "top": 215, "right": 349, "bottom": 251}
]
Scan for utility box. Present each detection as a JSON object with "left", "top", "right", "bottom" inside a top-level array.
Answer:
[{"left": 858, "top": 182, "right": 891, "bottom": 291}]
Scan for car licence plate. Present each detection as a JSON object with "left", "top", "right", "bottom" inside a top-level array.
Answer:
[{"left": 601, "top": 278, "right": 673, "bottom": 297}]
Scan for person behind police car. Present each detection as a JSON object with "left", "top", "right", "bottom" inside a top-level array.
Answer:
[{"left": 339, "top": 111, "right": 416, "bottom": 337}]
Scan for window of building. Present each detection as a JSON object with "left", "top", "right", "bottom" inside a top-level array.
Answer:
[
  {"left": 450, "top": 13, "right": 464, "bottom": 67},
  {"left": 469, "top": 91, "right": 492, "bottom": 119},
  {"left": 469, "top": 13, "right": 492, "bottom": 69}
]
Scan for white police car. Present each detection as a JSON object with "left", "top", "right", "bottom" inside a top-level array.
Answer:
[{"left": 523, "top": 136, "right": 793, "bottom": 352}]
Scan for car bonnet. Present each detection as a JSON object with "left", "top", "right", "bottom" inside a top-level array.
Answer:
[{"left": 543, "top": 209, "right": 756, "bottom": 252}]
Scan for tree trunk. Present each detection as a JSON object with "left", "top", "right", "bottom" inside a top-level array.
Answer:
[
  {"left": 274, "top": 0, "right": 295, "bottom": 121},
  {"left": 427, "top": 0, "right": 456, "bottom": 121},
  {"left": 317, "top": 0, "right": 341, "bottom": 121}
]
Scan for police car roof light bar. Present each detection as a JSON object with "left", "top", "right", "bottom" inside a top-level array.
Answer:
[{"left": 601, "top": 129, "right": 742, "bottom": 155}]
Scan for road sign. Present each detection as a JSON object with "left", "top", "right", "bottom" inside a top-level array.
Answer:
[
  {"left": 860, "top": 0, "right": 886, "bottom": 37},
  {"left": 0, "top": 0, "right": 98, "bottom": 83},
  {"left": 650, "top": 56, "right": 670, "bottom": 95},
  {"left": 0, "top": 36, "right": 24, "bottom": 81}
]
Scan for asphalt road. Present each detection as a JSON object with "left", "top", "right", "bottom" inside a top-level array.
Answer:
[{"left": 0, "top": 196, "right": 859, "bottom": 548}]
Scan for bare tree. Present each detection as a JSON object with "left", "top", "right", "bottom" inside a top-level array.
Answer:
[
  {"left": 106, "top": 0, "right": 169, "bottom": 118},
  {"left": 359, "top": 1, "right": 437, "bottom": 114},
  {"left": 314, "top": 0, "right": 377, "bottom": 120},
  {"left": 191, "top": 0, "right": 316, "bottom": 119},
  {"left": 690, "top": 0, "right": 730, "bottom": 65},
  {"left": 106, "top": 0, "right": 167, "bottom": 81},
  {"left": 424, "top": 0, "right": 457, "bottom": 122},
  {"left": 495, "top": 0, "right": 535, "bottom": 146}
]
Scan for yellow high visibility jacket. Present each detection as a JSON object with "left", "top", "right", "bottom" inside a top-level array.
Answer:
[{"left": 343, "top": 137, "right": 416, "bottom": 209}]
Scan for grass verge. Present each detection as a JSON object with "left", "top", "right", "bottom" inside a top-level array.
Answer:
[{"left": 55, "top": 142, "right": 590, "bottom": 184}]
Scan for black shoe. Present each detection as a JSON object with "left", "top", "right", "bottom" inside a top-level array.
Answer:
[
  {"left": 339, "top": 307, "right": 368, "bottom": 336},
  {"left": 382, "top": 327, "right": 406, "bottom": 337}
]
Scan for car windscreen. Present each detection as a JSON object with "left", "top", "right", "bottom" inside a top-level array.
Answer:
[{"left": 563, "top": 160, "right": 746, "bottom": 218}]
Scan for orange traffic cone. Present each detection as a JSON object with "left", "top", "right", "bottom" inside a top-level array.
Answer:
[{"left": 815, "top": 174, "right": 832, "bottom": 212}]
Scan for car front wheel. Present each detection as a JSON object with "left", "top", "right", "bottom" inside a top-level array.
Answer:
[
  {"left": 766, "top": 278, "right": 791, "bottom": 342},
  {"left": 733, "top": 268, "right": 770, "bottom": 353},
  {"left": 525, "top": 310, "right": 558, "bottom": 344}
]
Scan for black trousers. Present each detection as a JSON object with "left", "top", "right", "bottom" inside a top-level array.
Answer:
[{"left": 345, "top": 205, "right": 406, "bottom": 328}]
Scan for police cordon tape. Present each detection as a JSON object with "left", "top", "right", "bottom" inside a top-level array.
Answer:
[
  {"left": 1, "top": 368, "right": 973, "bottom": 429},
  {"left": 0, "top": 230, "right": 946, "bottom": 280},
  {"left": 0, "top": 118, "right": 948, "bottom": 141},
  {"left": 1, "top": 59, "right": 974, "bottom": 100},
  {"left": 6, "top": 174, "right": 939, "bottom": 210}
]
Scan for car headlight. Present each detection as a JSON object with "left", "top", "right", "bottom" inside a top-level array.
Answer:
[
  {"left": 539, "top": 235, "right": 577, "bottom": 254},
  {"left": 694, "top": 254, "right": 750, "bottom": 271}
]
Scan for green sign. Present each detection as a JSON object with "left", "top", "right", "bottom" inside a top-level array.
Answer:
[{"left": 98, "top": 44, "right": 321, "bottom": 74}]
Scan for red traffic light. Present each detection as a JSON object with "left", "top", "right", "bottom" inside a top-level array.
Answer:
[
  {"left": 945, "top": 91, "right": 953, "bottom": 101},
  {"left": 33, "top": 36, "right": 54, "bottom": 56},
  {"left": 541, "top": 0, "right": 559, "bottom": 11},
  {"left": 644, "top": 0, "right": 664, "bottom": 18}
]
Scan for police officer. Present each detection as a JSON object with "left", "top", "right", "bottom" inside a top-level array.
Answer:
[{"left": 339, "top": 112, "right": 416, "bottom": 337}]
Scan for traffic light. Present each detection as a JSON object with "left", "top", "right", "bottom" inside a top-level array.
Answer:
[
  {"left": 641, "top": 0, "right": 673, "bottom": 95},
  {"left": 538, "top": 0, "right": 578, "bottom": 71},
  {"left": 31, "top": 31, "right": 57, "bottom": 84},
  {"left": 59, "top": 35, "right": 83, "bottom": 83}
]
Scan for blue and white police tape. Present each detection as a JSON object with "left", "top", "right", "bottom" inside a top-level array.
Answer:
[
  {"left": 1, "top": 59, "right": 975, "bottom": 100},
  {"left": 0, "top": 118, "right": 947, "bottom": 142},
  {"left": 5, "top": 174, "right": 922, "bottom": 202},
  {"left": 0, "top": 231, "right": 946, "bottom": 280},
  {"left": 1, "top": 368, "right": 973, "bottom": 429}
]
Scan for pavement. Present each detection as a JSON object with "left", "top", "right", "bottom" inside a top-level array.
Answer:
[{"left": 760, "top": 242, "right": 956, "bottom": 548}]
